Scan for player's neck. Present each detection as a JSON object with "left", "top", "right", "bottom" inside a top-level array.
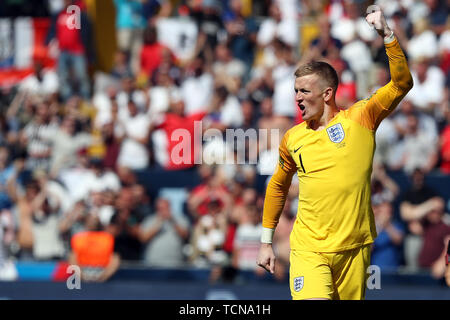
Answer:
[{"left": 307, "top": 104, "right": 340, "bottom": 131}]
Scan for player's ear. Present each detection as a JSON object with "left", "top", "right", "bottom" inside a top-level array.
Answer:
[{"left": 323, "top": 87, "right": 333, "bottom": 102}]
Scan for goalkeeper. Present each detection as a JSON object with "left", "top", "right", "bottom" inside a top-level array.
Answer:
[{"left": 256, "top": 7, "right": 413, "bottom": 300}]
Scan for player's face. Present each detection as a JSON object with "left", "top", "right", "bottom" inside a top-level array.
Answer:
[{"left": 294, "top": 74, "right": 326, "bottom": 122}]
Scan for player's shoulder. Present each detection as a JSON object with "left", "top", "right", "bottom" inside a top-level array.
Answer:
[
  {"left": 340, "top": 97, "right": 372, "bottom": 120},
  {"left": 344, "top": 99, "right": 368, "bottom": 113},
  {"left": 284, "top": 121, "right": 308, "bottom": 140}
]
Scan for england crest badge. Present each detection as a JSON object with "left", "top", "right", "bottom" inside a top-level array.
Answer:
[
  {"left": 293, "top": 276, "right": 304, "bottom": 292},
  {"left": 326, "top": 123, "right": 345, "bottom": 143}
]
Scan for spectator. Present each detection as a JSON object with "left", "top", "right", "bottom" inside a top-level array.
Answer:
[
  {"left": 151, "top": 92, "right": 206, "bottom": 170},
  {"left": 231, "top": 205, "right": 262, "bottom": 273},
  {"left": 92, "top": 84, "right": 119, "bottom": 130},
  {"left": 68, "top": 214, "right": 121, "bottom": 282},
  {"left": 0, "top": 147, "right": 15, "bottom": 211},
  {"left": 371, "top": 163, "right": 400, "bottom": 206},
  {"left": 257, "top": 1, "right": 298, "bottom": 50},
  {"left": 439, "top": 104, "right": 450, "bottom": 174},
  {"left": 148, "top": 63, "right": 180, "bottom": 118},
  {"left": 212, "top": 43, "right": 246, "bottom": 95},
  {"left": 333, "top": 1, "right": 374, "bottom": 98},
  {"left": 187, "top": 165, "right": 232, "bottom": 220},
  {"left": 114, "top": 0, "right": 146, "bottom": 75},
  {"left": 188, "top": 198, "right": 228, "bottom": 269},
  {"left": 392, "top": 98, "right": 439, "bottom": 144},
  {"left": 406, "top": 57, "right": 445, "bottom": 114},
  {"left": 16, "top": 178, "right": 65, "bottom": 261},
  {"left": 0, "top": 201, "right": 17, "bottom": 280},
  {"left": 223, "top": 0, "right": 258, "bottom": 73},
  {"left": 407, "top": 18, "right": 439, "bottom": 62},
  {"left": 99, "top": 121, "right": 121, "bottom": 171},
  {"left": 309, "top": 14, "right": 342, "bottom": 62},
  {"left": 416, "top": 198, "right": 450, "bottom": 279},
  {"left": 204, "top": 85, "right": 243, "bottom": 131},
  {"left": 139, "top": 197, "right": 189, "bottom": 267},
  {"left": 400, "top": 168, "right": 443, "bottom": 269},
  {"left": 58, "top": 154, "right": 120, "bottom": 204},
  {"left": 139, "top": 25, "right": 175, "bottom": 81},
  {"left": 116, "top": 75, "right": 148, "bottom": 119},
  {"left": 20, "top": 100, "right": 59, "bottom": 172},
  {"left": 246, "top": 67, "right": 274, "bottom": 107},
  {"left": 389, "top": 113, "right": 438, "bottom": 174},
  {"left": 130, "top": 183, "right": 152, "bottom": 218},
  {"left": 271, "top": 40, "right": 298, "bottom": 118},
  {"left": 59, "top": 200, "right": 90, "bottom": 243},
  {"left": 116, "top": 100, "right": 151, "bottom": 171},
  {"left": 49, "top": 115, "right": 93, "bottom": 178},
  {"left": 110, "top": 50, "right": 133, "bottom": 80},
  {"left": 106, "top": 187, "right": 145, "bottom": 261},
  {"left": 424, "top": 0, "right": 448, "bottom": 35},
  {"left": 46, "top": 0, "right": 95, "bottom": 101},
  {"left": 257, "top": 96, "right": 291, "bottom": 135},
  {"left": 18, "top": 62, "right": 59, "bottom": 98},
  {"left": 180, "top": 55, "right": 214, "bottom": 115},
  {"left": 371, "top": 200, "right": 405, "bottom": 269},
  {"left": 191, "top": 0, "right": 225, "bottom": 65}
]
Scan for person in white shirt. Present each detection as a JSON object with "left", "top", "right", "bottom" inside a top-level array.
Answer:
[
  {"left": 116, "top": 100, "right": 151, "bottom": 170},
  {"left": 405, "top": 57, "right": 445, "bottom": 114},
  {"left": 181, "top": 56, "right": 214, "bottom": 115}
]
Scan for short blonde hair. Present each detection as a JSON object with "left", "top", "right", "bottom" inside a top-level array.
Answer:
[{"left": 294, "top": 61, "right": 339, "bottom": 92}]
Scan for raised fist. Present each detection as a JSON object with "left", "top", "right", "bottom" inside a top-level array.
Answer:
[{"left": 366, "top": 5, "right": 391, "bottom": 38}]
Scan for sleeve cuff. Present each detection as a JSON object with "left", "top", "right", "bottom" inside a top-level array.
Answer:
[{"left": 384, "top": 30, "right": 395, "bottom": 44}]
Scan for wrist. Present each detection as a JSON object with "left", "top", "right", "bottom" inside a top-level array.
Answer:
[
  {"left": 261, "top": 227, "right": 275, "bottom": 244},
  {"left": 383, "top": 29, "right": 395, "bottom": 44}
]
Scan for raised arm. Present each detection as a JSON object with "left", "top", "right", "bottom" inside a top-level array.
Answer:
[{"left": 350, "top": 8, "right": 414, "bottom": 130}]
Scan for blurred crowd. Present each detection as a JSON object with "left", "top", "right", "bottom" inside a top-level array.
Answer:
[{"left": 0, "top": 0, "right": 449, "bottom": 284}]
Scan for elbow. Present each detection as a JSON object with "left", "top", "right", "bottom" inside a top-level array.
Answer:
[
  {"left": 400, "top": 210, "right": 413, "bottom": 222},
  {"left": 404, "top": 74, "right": 414, "bottom": 91},
  {"left": 398, "top": 74, "right": 414, "bottom": 93},
  {"left": 399, "top": 205, "right": 412, "bottom": 222}
]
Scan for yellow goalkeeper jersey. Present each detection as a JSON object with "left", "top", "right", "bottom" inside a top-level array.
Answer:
[{"left": 263, "top": 38, "right": 413, "bottom": 252}]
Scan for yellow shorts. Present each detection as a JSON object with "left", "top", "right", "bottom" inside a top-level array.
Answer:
[{"left": 289, "top": 244, "right": 371, "bottom": 300}]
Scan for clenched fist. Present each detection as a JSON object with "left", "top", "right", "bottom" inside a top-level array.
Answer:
[{"left": 366, "top": 6, "right": 392, "bottom": 38}]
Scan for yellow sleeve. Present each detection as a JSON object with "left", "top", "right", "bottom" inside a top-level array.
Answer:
[
  {"left": 347, "top": 38, "right": 414, "bottom": 130},
  {"left": 262, "top": 133, "right": 296, "bottom": 229}
]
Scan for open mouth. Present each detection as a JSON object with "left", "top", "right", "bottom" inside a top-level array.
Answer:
[{"left": 298, "top": 104, "right": 305, "bottom": 114}]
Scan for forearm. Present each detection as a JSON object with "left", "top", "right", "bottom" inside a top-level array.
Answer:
[
  {"left": 401, "top": 200, "right": 435, "bottom": 221},
  {"left": 374, "top": 38, "right": 413, "bottom": 111},
  {"left": 385, "top": 37, "right": 413, "bottom": 90},
  {"left": 139, "top": 220, "right": 163, "bottom": 243},
  {"left": 97, "top": 254, "right": 120, "bottom": 282},
  {"left": 262, "top": 166, "right": 294, "bottom": 230},
  {"left": 172, "top": 222, "right": 189, "bottom": 240},
  {"left": 385, "top": 223, "right": 404, "bottom": 246}
]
